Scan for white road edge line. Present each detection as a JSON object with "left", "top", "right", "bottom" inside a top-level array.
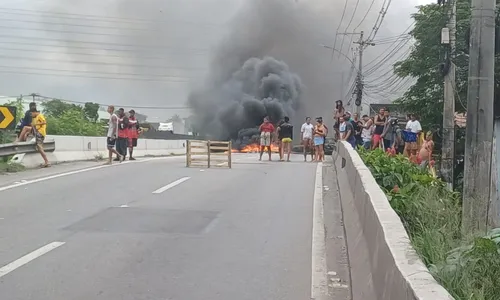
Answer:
[
  {"left": 0, "top": 242, "right": 66, "bottom": 278},
  {"left": 152, "top": 177, "right": 191, "bottom": 194},
  {"left": 311, "top": 162, "right": 328, "bottom": 299},
  {"left": 0, "top": 156, "right": 183, "bottom": 193}
]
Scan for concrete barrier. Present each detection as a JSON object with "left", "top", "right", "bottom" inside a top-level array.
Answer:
[
  {"left": 332, "top": 141, "right": 454, "bottom": 300},
  {"left": 11, "top": 135, "right": 186, "bottom": 168}
]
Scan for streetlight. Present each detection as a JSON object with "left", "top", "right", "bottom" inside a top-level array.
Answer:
[{"left": 319, "top": 44, "right": 359, "bottom": 71}]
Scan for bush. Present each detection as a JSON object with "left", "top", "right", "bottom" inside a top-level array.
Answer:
[{"left": 358, "top": 147, "right": 500, "bottom": 300}]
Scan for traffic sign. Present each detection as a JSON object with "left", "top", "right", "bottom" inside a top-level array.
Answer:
[{"left": 0, "top": 106, "right": 16, "bottom": 130}]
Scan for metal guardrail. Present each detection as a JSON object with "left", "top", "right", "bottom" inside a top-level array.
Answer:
[{"left": 0, "top": 140, "right": 56, "bottom": 157}]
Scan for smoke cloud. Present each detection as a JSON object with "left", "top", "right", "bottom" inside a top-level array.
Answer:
[{"left": 188, "top": 56, "right": 302, "bottom": 140}]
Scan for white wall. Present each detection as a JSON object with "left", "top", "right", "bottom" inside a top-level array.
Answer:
[{"left": 11, "top": 135, "right": 187, "bottom": 168}]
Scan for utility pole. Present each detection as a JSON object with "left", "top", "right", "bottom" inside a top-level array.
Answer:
[
  {"left": 462, "top": 0, "right": 496, "bottom": 234},
  {"left": 441, "top": 0, "right": 456, "bottom": 190},
  {"left": 341, "top": 31, "right": 375, "bottom": 115}
]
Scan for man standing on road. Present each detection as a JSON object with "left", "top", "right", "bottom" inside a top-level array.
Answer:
[
  {"left": 115, "top": 108, "right": 129, "bottom": 161},
  {"left": 301, "top": 117, "right": 314, "bottom": 162},
  {"left": 278, "top": 116, "right": 293, "bottom": 162},
  {"left": 259, "top": 116, "right": 275, "bottom": 161},
  {"left": 105, "top": 105, "right": 122, "bottom": 165},
  {"left": 31, "top": 110, "right": 50, "bottom": 168},
  {"left": 127, "top": 109, "right": 141, "bottom": 160}
]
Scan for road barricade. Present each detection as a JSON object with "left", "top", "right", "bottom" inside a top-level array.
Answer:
[{"left": 186, "top": 140, "right": 232, "bottom": 168}]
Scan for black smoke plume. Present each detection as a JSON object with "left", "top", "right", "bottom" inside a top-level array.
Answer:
[{"left": 188, "top": 56, "right": 302, "bottom": 141}]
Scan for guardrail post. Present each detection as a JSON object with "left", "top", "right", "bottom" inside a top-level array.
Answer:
[
  {"left": 228, "top": 141, "right": 232, "bottom": 168},
  {"left": 186, "top": 140, "right": 191, "bottom": 167},
  {"left": 207, "top": 140, "right": 211, "bottom": 168}
]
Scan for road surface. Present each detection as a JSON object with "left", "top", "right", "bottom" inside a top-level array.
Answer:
[{"left": 0, "top": 154, "right": 350, "bottom": 300}]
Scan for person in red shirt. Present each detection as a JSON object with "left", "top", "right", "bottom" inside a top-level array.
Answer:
[
  {"left": 259, "top": 116, "right": 275, "bottom": 161},
  {"left": 115, "top": 108, "right": 129, "bottom": 161},
  {"left": 127, "top": 109, "right": 141, "bottom": 160}
]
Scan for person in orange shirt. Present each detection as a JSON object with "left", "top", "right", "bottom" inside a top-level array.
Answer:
[
  {"left": 127, "top": 109, "right": 142, "bottom": 160},
  {"left": 31, "top": 110, "right": 50, "bottom": 168}
]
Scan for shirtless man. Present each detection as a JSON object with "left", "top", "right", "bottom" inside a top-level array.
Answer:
[
  {"left": 418, "top": 131, "right": 434, "bottom": 168},
  {"left": 301, "top": 117, "right": 314, "bottom": 161}
]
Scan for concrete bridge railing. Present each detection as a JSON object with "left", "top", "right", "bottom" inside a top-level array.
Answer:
[{"left": 332, "top": 141, "right": 454, "bottom": 300}]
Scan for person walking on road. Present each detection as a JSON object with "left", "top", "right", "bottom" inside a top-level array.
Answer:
[
  {"left": 278, "top": 116, "right": 293, "bottom": 162},
  {"left": 259, "top": 117, "right": 275, "bottom": 161},
  {"left": 301, "top": 117, "right": 314, "bottom": 162},
  {"left": 31, "top": 110, "right": 50, "bottom": 168},
  {"left": 127, "top": 109, "right": 141, "bottom": 160},
  {"left": 313, "top": 117, "right": 326, "bottom": 162},
  {"left": 105, "top": 105, "right": 122, "bottom": 165}
]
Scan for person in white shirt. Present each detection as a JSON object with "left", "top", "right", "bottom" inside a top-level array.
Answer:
[
  {"left": 404, "top": 114, "right": 422, "bottom": 157},
  {"left": 360, "top": 115, "right": 374, "bottom": 149},
  {"left": 301, "top": 117, "right": 315, "bottom": 162}
]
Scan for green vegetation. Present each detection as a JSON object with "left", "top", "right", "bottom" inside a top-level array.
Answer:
[
  {"left": 358, "top": 148, "right": 500, "bottom": 300},
  {"left": 41, "top": 99, "right": 105, "bottom": 136},
  {"left": 0, "top": 161, "right": 25, "bottom": 174}
]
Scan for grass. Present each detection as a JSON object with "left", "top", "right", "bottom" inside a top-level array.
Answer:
[
  {"left": 359, "top": 149, "right": 500, "bottom": 300},
  {"left": 0, "top": 161, "right": 25, "bottom": 174}
]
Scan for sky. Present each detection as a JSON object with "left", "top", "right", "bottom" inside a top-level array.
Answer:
[{"left": 0, "top": 0, "right": 434, "bottom": 121}]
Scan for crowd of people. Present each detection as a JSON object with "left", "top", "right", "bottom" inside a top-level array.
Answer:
[
  {"left": 105, "top": 105, "right": 142, "bottom": 165},
  {"left": 14, "top": 103, "right": 142, "bottom": 167},
  {"left": 257, "top": 115, "right": 329, "bottom": 162},
  {"left": 333, "top": 100, "right": 435, "bottom": 167}
]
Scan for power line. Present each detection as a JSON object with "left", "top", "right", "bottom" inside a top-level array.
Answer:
[
  {"left": 0, "top": 64, "right": 194, "bottom": 79},
  {"left": 367, "top": 0, "right": 393, "bottom": 42},
  {"left": 0, "top": 66, "right": 193, "bottom": 82},
  {"left": 34, "top": 94, "right": 191, "bottom": 110},
  {"left": 331, "top": 0, "right": 350, "bottom": 61},
  {"left": 0, "top": 33, "right": 209, "bottom": 53},
  {"left": 0, "top": 7, "right": 222, "bottom": 27},
  {"left": 352, "top": 0, "right": 377, "bottom": 32},
  {"left": 0, "top": 53, "right": 206, "bottom": 71},
  {"left": 0, "top": 40, "right": 207, "bottom": 57},
  {"left": 338, "top": 0, "right": 362, "bottom": 59}
]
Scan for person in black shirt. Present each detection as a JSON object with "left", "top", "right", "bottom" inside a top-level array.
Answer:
[
  {"left": 16, "top": 102, "right": 37, "bottom": 142},
  {"left": 278, "top": 116, "right": 294, "bottom": 162}
]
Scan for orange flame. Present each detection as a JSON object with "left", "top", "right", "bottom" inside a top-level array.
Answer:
[{"left": 239, "top": 143, "right": 279, "bottom": 153}]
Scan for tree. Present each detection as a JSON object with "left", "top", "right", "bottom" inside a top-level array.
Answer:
[
  {"left": 41, "top": 99, "right": 104, "bottom": 136},
  {"left": 393, "top": 1, "right": 471, "bottom": 129},
  {"left": 394, "top": 0, "right": 500, "bottom": 128},
  {"left": 41, "top": 99, "right": 82, "bottom": 118},
  {"left": 83, "top": 102, "right": 100, "bottom": 122}
]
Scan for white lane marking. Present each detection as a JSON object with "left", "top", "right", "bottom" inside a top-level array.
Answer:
[
  {"left": 152, "top": 177, "right": 191, "bottom": 194},
  {"left": 119, "top": 204, "right": 129, "bottom": 208},
  {"left": 0, "top": 242, "right": 65, "bottom": 278},
  {"left": 0, "top": 156, "right": 183, "bottom": 193},
  {"left": 311, "top": 162, "right": 328, "bottom": 299}
]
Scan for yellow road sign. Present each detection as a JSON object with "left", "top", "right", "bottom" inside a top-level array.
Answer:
[{"left": 0, "top": 106, "right": 16, "bottom": 130}]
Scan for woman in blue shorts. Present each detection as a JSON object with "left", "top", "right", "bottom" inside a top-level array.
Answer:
[{"left": 313, "top": 117, "right": 326, "bottom": 162}]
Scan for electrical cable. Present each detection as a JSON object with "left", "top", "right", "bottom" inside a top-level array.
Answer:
[{"left": 338, "top": 0, "right": 361, "bottom": 59}]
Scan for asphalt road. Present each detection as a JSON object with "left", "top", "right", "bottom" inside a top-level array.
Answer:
[{"left": 0, "top": 154, "right": 344, "bottom": 300}]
